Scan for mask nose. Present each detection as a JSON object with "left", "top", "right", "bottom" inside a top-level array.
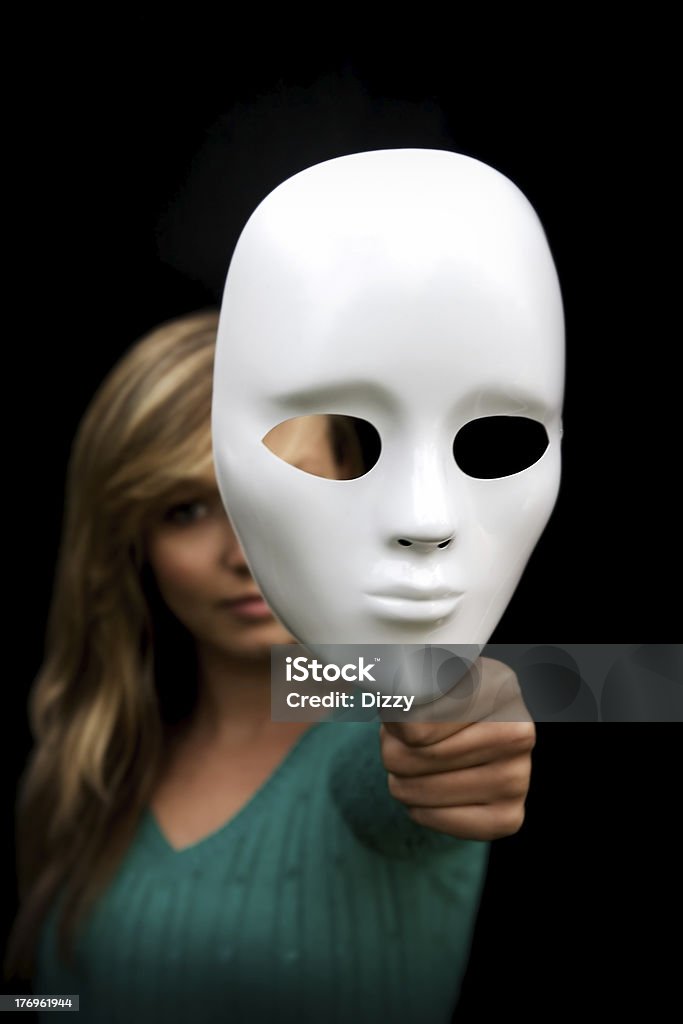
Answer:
[
  {"left": 384, "top": 439, "right": 459, "bottom": 553},
  {"left": 396, "top": 534, "right": 455, "bottom": 551}
]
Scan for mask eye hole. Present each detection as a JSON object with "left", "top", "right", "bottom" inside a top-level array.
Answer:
[
  {"left": 262, "top": 414, "right": 381, "bottom": 480},
  {"left": 453, "top": 416, "right": 550, "bottom": 479}
]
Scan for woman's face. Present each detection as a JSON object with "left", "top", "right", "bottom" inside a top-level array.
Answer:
[
  {"left": 146, "top": 473, "right": 293, "bottom": 659},
  {"left": 145, "top": 417, "right": 353, "bottom": 659}
]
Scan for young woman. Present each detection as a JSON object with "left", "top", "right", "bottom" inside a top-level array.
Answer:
[{"left": 4, "top": 310, "right": 531, "bottom": 1023}]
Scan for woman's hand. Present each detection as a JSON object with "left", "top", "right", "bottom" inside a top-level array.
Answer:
[{"left": 379, "top": 658, "right": 535, "bottom": 841}]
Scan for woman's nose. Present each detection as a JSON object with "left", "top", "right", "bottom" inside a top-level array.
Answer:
[{"left": 218, "top": 515, "right": 251, "bottom": 572}]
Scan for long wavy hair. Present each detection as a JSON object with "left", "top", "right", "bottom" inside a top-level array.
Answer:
[{"left": 4, "top": 310, "right": 220, "bottom": 981}]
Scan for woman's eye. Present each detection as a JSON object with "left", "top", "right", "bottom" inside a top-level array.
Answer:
[
  {"left": 262, "top": 414, "right": 381, "bottom": 479},
  {"left": 164, "top": 500, "right": 210, "bottom": 525},
  {"left": 453, "top": 416, "right": 550, "bottom": 479}
]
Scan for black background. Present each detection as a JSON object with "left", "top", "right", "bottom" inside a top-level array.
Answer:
[{"left": 4, "top": 26, "right": 680, "bottom": 1020}]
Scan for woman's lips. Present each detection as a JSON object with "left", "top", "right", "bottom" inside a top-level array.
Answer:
[{"left": 219, "top": 596, "right": 274, "bottom": 620}]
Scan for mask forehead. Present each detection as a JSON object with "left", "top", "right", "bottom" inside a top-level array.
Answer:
[{"left": 218, "top": 149, "right": 564, "bottom": 428}]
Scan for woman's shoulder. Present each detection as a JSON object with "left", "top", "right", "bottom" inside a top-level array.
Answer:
[
  {"left": 299, "top": 716, "right": 381, "bottom": 765},
  {"left": 310, "top": 717, "right": 488, "bottom": 865}
]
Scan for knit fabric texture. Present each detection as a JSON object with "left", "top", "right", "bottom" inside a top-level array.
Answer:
[{"left": 35, "top": 719, "right": 489, "bottom": 1023}]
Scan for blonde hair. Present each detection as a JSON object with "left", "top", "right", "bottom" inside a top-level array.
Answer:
[{"left": 4, "top": 310, "right": 219, "bottom": 980}]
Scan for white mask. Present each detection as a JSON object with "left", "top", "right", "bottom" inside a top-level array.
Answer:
[{"left": 213, "top": 149, "right": 564, "bottom": 669}]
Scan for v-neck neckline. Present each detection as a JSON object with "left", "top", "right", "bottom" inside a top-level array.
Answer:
[{"left": 143, "top": 720, "right": 325, "bottom": 860}]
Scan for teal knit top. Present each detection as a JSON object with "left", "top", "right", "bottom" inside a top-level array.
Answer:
[{"left": 35, "top": 719, "right": 489, "bottom": 1023}]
